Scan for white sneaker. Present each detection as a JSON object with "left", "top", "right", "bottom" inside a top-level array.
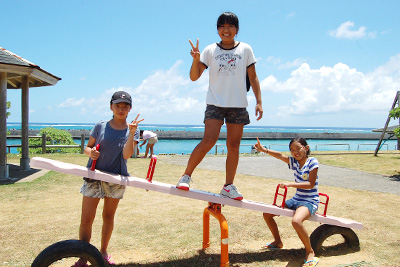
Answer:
[
  {"left": 176, "top": 174, "right": 192, "bottom": 191},
  {"left": 220, "top": 184, "right": 243, "bottom": 200}
]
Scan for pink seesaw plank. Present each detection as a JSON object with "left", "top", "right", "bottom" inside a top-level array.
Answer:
[{"left": 30, "top": 157, "right": 362, "bottom": 230}]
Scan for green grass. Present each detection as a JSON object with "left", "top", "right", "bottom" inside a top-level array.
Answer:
[{"left": 1, "top": 152, "right": 400, "bottom": 266}]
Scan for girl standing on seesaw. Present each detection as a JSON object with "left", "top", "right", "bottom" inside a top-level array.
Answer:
[
  {"left": 254, "top": 137, "right": 320, "bottom": 267},
  {"left": 74, "top": 91, "right": 143, "bottom": 266},
  {"left": 176, "top": 12, "right": 263, "bottom": 200}
]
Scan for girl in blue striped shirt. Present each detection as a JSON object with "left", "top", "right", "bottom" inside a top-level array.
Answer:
[{"left": 254, "top": 137, "right": 319, "bottom": 267}]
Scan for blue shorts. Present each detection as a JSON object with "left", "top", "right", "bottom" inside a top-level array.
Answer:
[{"left": 285, "top": 198, "right": 318, "bottom": 216}]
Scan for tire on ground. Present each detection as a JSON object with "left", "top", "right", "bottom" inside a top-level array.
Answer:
[
  {"left": 31, "top": 239, "right": 105, "bottom": 267},
  {"left": 310, "top": 224, "right": 360, "bottom": 253}
]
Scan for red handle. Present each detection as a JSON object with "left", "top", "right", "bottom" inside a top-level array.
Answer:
[
  {"left": 273, "top": 184, "right": 288, "bottom": 208},
  {"left": 90, "top": 144, "right": 100, "bottom": 171},
  {"left": 317, "top": 193, "right": 330, "bottom": 217},
  {"left": 146, "top": 156, "right": 157, "bottom": 182}
]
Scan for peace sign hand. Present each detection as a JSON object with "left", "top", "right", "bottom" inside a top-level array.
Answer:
[
  {"left": 189, "top": 38, "right": 200, "bottom": 60},
  {"left": 254, "top": 137, "right": 266, "bottom": 153},
  {"left": 129, "top": 114, "right": 144, "bottom": 134}
]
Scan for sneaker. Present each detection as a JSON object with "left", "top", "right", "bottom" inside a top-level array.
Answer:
[
  {"left": 176, "top": 174, "right": 192, "bottom": 191},
  {"left": 220, "top": 184, "right": 243, "bottom": 200}
]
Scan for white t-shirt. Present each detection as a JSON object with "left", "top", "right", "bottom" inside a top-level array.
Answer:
[
  {"left": 142, "top": 130, "right": 157, "bottom": 140},
  {"left": 200, "top": 42, "right": 256, "bottom": 108}
]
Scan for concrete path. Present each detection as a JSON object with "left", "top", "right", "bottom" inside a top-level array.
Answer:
[{"left": 159, "top": 155, "right": 400, "bottom": 196}]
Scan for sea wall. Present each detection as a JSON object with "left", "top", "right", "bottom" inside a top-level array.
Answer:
[
  {"left": 8, "top": 129, "right": 390, "bottom": 140},
  {"left": 157, "top": 131, "right": 388, "bottom": 140}
]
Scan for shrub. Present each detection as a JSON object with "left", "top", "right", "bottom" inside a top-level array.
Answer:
[
  {"left": 389, "top": 107, "right": 400, "bottom": 138},
  {"left": 18, "top": 127, "right": 81, "bottom": 154}
]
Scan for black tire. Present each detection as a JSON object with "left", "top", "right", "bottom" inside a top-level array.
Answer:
[
  {"left": 31, "top": 239, "right": 106, "bottom": 267},
  {"left": 310, "top": 224, "right": 360, "bottom": 253}
]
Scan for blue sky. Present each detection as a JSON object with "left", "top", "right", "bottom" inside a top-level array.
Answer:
[{"left": 3, "top": 0, "right": 400, "bottom": 128}]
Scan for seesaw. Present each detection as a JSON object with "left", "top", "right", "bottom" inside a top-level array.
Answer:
[{"left": 30, "top": 157, "right": 362, "bottom": 267}]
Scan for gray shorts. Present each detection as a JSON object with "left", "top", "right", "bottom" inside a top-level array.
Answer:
[
  {"left": 204, "top": 105, "right": 250, "bottom": 125},
  {"left": 80, "top": 180, "right": 126, "bottom": 199}
]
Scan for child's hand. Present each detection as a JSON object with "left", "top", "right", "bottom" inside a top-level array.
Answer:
[
  {"left": 255, "top": 104, "right": 263, "bottom": 121},
  {"left": 189, "top": 38, "right": 200, "bottom": 60},
  {"left": 254, "top": 137, "right": 266, "bottom": 152},
  {"left": 279, "top": 183, "right": 290, "bottom": 188},
  {"left": 129, "top": 114, "right": 144, "bottom": 134},
  {"left": 91, "top": 146, "right": 100, "bottom": 160}
]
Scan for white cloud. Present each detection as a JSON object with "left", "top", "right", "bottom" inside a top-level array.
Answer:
[
  {"left": 266, "top": 56, "right": 307, "bottom": 70},
  {"left": 56, "top": 60, "right": 206, "bottom": 123},
  {"left": 129, "top": 60, "right": 204, "bottom": 115},
  {"left": 57, "top": 97, "right": 86, "bottom": 108},
  {"left": 329, "top": 21, "right": 376, "bottom": 39},
  {"left": 286, "top": 12, "right": 295, "bottom": 18},
  {"left": 260, "top": 54, "right": 400, "bottom": 116},
  {"left": 278, "top": 58, "right": 308, "bottom": 70}
]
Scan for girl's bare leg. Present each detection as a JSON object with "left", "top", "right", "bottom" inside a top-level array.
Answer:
[
  {"left": 77, "top": 196, "right": 100, "bottom": 265},
  {"left": 225, "top": 123, "right": 244, "bottom": 184},
  {"left": 100, "top": 197, "right": 120, "bottom": 256},
  {"left": 263, "top": 213, "right": 284, "bottom": 248},
  {"left": 79, "top": 196, "right": 100, "bottom": 242},
  {"left": 184, "top": 119, "right": 223, "bottom": 176},
  {"left": 148, "top": 144, "right": 155, "bottom": 157},
  {"left": 292, "top": 206, "right": 315, "bottom": 263}
]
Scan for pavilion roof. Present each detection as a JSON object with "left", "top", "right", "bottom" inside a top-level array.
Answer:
[{"left": 0, "top": 47, "right": 61, "bottom": 89}]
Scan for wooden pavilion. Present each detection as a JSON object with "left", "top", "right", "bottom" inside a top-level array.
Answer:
[{"left": 0, "top": 47, "right": 61, "bottom": 180}]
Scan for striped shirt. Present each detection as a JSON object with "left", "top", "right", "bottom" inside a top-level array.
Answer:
[{"left": 288, "top": 156, "right": 319, "bottom": 208}]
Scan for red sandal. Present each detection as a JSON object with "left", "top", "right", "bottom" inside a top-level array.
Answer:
[{"left": 103, "top": 255, "right": 115, "bottom": 265}]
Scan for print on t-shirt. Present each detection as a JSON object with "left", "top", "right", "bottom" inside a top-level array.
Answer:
[{"left": 216, "top": 53, "right": 242, "bottom": 77}]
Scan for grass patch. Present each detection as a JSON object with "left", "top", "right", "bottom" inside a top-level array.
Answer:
[
  {"left": 1, "top": 153, "right": 400, "bottom": 266},
  {"left": 313, "top": 151, "right": 400, "bottom": 176}
]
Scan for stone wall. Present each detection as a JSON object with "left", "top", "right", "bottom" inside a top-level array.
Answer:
[{"left": 8, "top": 129, "right": 390, "bottom": 140}]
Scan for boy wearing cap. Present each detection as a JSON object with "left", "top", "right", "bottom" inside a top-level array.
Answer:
[{"left": 75, "top": 91, "right": 143, "bottom": 266}]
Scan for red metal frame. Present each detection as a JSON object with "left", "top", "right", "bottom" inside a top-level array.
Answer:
[
  {"left": 146, "top": 156, "right": 157, "bottom": 182},
  {"left": 273, "top": 184, "right": 288, "bottom": 208},
  {"left": 317, "top": 193, "right": 329, "bottom": 217}
]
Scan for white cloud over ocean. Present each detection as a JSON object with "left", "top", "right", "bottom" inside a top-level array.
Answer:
[
  {"left": 261, "top": 54, "right": 400, "bottom": 116},
  {"left": 55, "top": 54, "right": 400, "bottom": 125}
]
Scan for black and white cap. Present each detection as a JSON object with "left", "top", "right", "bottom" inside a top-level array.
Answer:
[{"left": 111, "top": 91, "right": 132, "bottom": 106}]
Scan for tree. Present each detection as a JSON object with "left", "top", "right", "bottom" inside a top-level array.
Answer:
[
  {"left": 6, "top": 101, "right": 11, "bottom": 135},
  {"left": 389, "top": 106, "right": 400, "bottom": 137},
  {"left": 6, "top": 101, "right": 10, "bottom": 118},
  {"left": 18, "top": 127, "right": 81, "bottom": 154}
]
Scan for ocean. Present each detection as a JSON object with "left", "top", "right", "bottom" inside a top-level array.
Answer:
[{"left": 6, "top": 122, "right": 397, "bottom": 154}]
